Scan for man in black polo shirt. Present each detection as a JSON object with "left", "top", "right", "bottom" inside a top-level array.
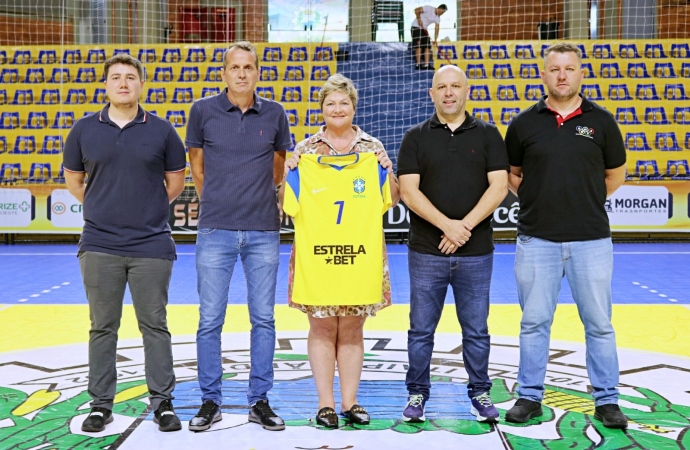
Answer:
[
  {"left": 397, "top": 65, "right": 508, "bottom": 424},
  {"left": 64, "top": 54, "right": 186, "bottom": 433},
  {"left": 186, "top": 41, "right": 292, "bottom": 432},
  {"left": 504, "top": 43, "right": 628, "bottom": 429}
]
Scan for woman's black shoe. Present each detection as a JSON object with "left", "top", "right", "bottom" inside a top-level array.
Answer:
[
  {"left": 315, "top": 407, "right": 339, "bottom": 428},
  {"left": 342, "top": 404, "right": 370, "bottom": 425}
]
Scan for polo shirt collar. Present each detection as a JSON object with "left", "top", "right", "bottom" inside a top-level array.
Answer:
[
  {"left": 219, "top": 88, "right": 262, "bottom": 113},
  {"left": 536, "top": 94, "right": 593, "bottom": 113},
  {"left": 429, "top": 111, "right": 477, "bottom": 131},
  {"left": 98, "top": 103, "right": 148, "bottom": 124}
]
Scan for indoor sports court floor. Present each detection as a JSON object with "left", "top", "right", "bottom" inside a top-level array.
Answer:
[{"left": 1, "top": 242, "right": 689, "bottom": 449}]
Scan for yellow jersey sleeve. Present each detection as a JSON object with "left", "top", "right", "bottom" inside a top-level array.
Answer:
[{"left": 282, "top": 168, "right": 300, "bottom": 218}]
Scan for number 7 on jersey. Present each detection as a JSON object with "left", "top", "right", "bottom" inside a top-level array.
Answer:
[{"left": 334, "top": 201, "right": 344, "bottom": 225}]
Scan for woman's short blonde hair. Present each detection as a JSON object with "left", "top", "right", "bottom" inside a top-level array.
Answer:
[{"left": 318, "top": 74, "right": 358, "bottom": 110}]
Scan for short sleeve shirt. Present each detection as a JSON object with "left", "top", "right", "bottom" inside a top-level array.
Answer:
[
  {"left": 185, "top": 90, "right": 292, "bottom": 231},
  {"left": 63, "top": 104, "right": 187, "bottom": 259},
  {"left": 412, "top": 5, "right": 440, "bottom": 29},
  {"left": 397, "top": 113, "right": 509, "bottom": 256}
]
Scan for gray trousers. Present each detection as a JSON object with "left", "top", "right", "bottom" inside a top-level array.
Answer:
[{"left": 79, "top": 251, "right": 176, "bottom": 411}]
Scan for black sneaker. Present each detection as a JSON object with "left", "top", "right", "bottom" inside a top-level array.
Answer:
[
  {"left": 594, "top": 404, "right": 628, "bottom": 429},
  {"left": 249, "top": 399, "right": 285, "bottom": 431},
  {"left": 81, "top": 407, "right": 113, "bottom": 432},
  {"left": 153, "top": 399, "right": 181, "bottom": 432},
  {"left": 505, "top": 398, "right": 543, "bottom": 423},
  {"left": 188, "top": 400, "right": 222, "bottom": 431},
  {"left": 415, "top": 64, "right": 422, "bottom": 70}
]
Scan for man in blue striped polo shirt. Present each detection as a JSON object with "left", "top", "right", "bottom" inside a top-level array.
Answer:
[{"left": 186, "top": 41, "right": 292, "bottom": 432}]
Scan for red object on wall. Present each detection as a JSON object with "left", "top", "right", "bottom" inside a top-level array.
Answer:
[
  {"left": 178, "top": 7, "right": 207, "bottom": 42},
  {"left": 209, "top": 8, "right": 236, "bottom": 43}
]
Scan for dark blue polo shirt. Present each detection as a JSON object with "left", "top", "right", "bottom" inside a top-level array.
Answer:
[
  {"left": 63, "top": 104, "right": 187, "bottom": 260},
  {"left": 185, "top": 89, "right": 292, "bottom": 231}
]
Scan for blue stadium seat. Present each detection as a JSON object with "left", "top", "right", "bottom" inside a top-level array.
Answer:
[
  {"left": 113, "top": 48, "right": 130, "bottom": 57},
  {"left": 260, "top": 66, "right": 278, "bottom": 81},
  {"left": 39, "top": 135, "right": 63, "bottom": 154},
  {"left": 655, "top": 132, "right": 681, "bottom": 151},
  {"left": 0, "top": 89, "right": 6, "bottom": 104},
  {"left": 524, "top": 84, "right": 545, "bottom": 101},
  {"left": 172, "top": 88, "right": 193, "bottom": 103},
  {"left": 52, "top": 111, "right": 75, "bottom": 129},
  {"left": 11, "top": 89, "right": 34, "bottom": 105},
  {"left": 25, "top": 68, "right": 45, "bottom": 83},
  {"left": 463, "top": 45, "right": 483, "bottom": 60},
  {"left": 600, "top": 63, "right": 622, "bottom": 78},
  {"left": 166, "top": 110, "right": 186, "bottom": 128},
  {"left": 25, "top": 111, "right": 48, "bottom": 129},
  {"left": 635, "top": 160, "right": 659, "bottom": 178},
  {"left": 608, "top": 84, "right": 632, "bottom": 100},
  {"left": 618, "top": 43, "right": 640, "bottom": 58},
  {"left": 466, "top": 64, "right": 487, "bottom": 79},
  {"left": 285, "top": 109, "right": 298, "bottom": 126},
  {"left": 665, "top": 84, "right": 688, "bottom": 100},
  {"left": 49, "top": 68, "right": 70, "bottom": 83},
  {"left": 62, "top": 49, "right": 82, "bottom": 64},
  {"left": 654, "top": 62, "right": 677, "bottom": 78},
  {"left": 627, "top": 62, "right": 650, "bottom": 78},
  {"left": 581, "top": 84, "right": 604, "bottom": 100},
  {"left": 37, "top": 49, "right": 57, "bottom": 64},
  {"left": 0, "top": 50, "right": 5, "bottom": 65},
  {"left": 497, "top": 85, "right": 519, "bottom": 101},
  {"left": 289, "top": 133, "right": 296, "bottom": 151},
  {"left": 0, "top": 162, "right": 21, "bottom": 183},
  {"left": 153, "top": 67, "right": 173, "bottom": 82},
  {"left": 469, "top": 85, "right": 491, "bottom": 101},
  {"left": 38, "top": 89, "right": 60, "bottom": 105},
  {"left": 186, "top": 48, "right": 206, "bottom": 63},
  {"left": 666, "top": 159, "right": 689, "bottom": 178},
  {"left": 577, "top": 44, "right": 589, "bottom": 59},
  {"left": 644, "top": 107, "right": 670, "bottom": 125},
  {"left": 212, "top": 47, "right": 226, "bottom": 63},
  {"left": 27, "top": 162, "right": 51, "bottom": 183},
  {"left": 162, "top": 48, "right": 181, "bottom": 63},
  {"left": 281, "top": 86, "right": 302, "bottom": 102},
  {"left": 0, "top": 136, "right": 6, "bottom": 153},
  {"left": 492, "top": 64, "right": 514, "bottom": 79},
  {"left": 66, "top": 88, "right": 87, "bottom": 104},
  {"left": 92, "top": 88, "right": 106, "bottom": 104},
  {"left": 11, "top": 136, "right": 36, "bottom": 154},
  {"left": 500, "top": 107, "right": 520, "bottom": 125},
  {"left": 201, "top": 87, "right": 221, "bottom": 98},
  {"left": 472, "top": 108, "right": 495, "bottom": 124},
  {"left": 86, "top": 49, "right": 106, "bottom": 64},
  {"left": 488, "top": 45, "right": 508, "bottom": 59},
  {"left": 256, "top": 87, "right": 275, "bottom": 100},
  {"left": 514, "top": 44, "right": 535, "bottom": 59},
  {"left": 309, "top": 66, "right": 328, "bottom": 81},
  {"left": 636, "top": 84, "right": 660, "bottom": 100},
  {"left": 11, "top": 50, "right": 31, "bottom": 64},
  {"left": 262, "top": 47, "right": 282, "bottom": 62},
  {"left": 138, "top": 48, "right": 156, "bottom": 63},
  {"left": 686, "top": 133, "right": 690, "bottom": 150},
  {"left": 673, "top": 107, "right": 690, "bottom": 124},
  {"left": 54, "top": 163, "right": 65, "bottom": 183},
  {"left": 626, "top": 133, "right": 652, "bottom": 151},
  {"left": 147, "top": 88, "right": 167, "bottom": 104},
  {"left": 645, "top": 43, "right": 667, "bottom": 59},
  {"left": 615, "top": 107, "right": 640, "bottom": 125},
  {"left": 682, "top": 63, "right": 690, "bottom": 78},
  {"left": 309, "top": 86, "right": 321, "bottom": 102},
  {"left": 179, "top": 67, "right": 199, "bottom": 82},
  {"left": 0, "top": 68, "right": 19, "bottom": 83},
  {"left": 204, "top": 67, "right": 223, "bottom": 82},
  {"left": 519, "top": 63, "right": 539, "bottom": 79},
  {"left": 437, "top": 45, "right": 457, "bottom": 61},
  {"left": 0, "top": 112, "right": 19, "bottom": 129},
  {"left": 76, "top": 67, "right": 97, "bottom": 83},
  {"left": 593, "top": 44, "right": 613, "bottom": 59},
  {"left": 288, "top": 46, "right": 308, "bottom": 62},
  {"left": 670, "top": 43, "right": 689, "bottom": 58},
  {"left": 314, "top": 46, "right": 334, "bottom": 61},
  {"left": 582, "top": 62, "right": 596, "bottom": 78},
  {"left": 305, "top": 109, "right": 324, "bottom": 126}
]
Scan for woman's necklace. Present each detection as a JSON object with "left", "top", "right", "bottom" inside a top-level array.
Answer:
[{"left": 326, "top": 129, "right": 357, "bottom": 154}]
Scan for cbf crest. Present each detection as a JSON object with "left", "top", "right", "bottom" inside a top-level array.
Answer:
[{"left": 353, "top": 176, "right": 366, "bottom": 194}]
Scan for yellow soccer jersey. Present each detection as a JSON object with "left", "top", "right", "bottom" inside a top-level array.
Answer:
[{"left": 283, "top": 152, "right": 392, "bottom": 306}]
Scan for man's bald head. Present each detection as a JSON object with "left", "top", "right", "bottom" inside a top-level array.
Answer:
[
  {"left": 432, "top": 64, "right": 467, "bottom": 87},
  {"left": 429, "top": 65, "right": 469, "bottom": 122}
]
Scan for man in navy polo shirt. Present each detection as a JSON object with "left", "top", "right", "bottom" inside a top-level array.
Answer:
[
  {"left": 186, "top": 41, "right": 292, "bottom": 432},
  {"left": 504, "top": 43, "right": 628, "bottom": 429},
  {"left": 64, "top": 54, "right": 187, "bottom": 433},
  {"left": 397, "top": 65, "right": 508, "bottom": 424}
]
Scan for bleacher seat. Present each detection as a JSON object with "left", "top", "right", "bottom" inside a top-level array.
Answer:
[
  {"left": 49, "top": 68, "right": 70, "bottom": 83},
  {"left": 0, "top": 136, "right": 6, "bottom": 153},
  {"left": 472, "top": 108, "right": 495, "bottom": 124},
  {"left": 66, "top": 88, "right": 87, "bottom": 104},
  {"left": 166, "top": 110, "right": 186, "bottom": 128},
  {"left": 686, "top": 133, "right": 690, "bottom": 150},
  {"left": 0, "top": 112, "right": 19, "bottom": 129},
  {"left": 11, "top": 136, "right": 36, "bottom": 154},
  {"left": 288, "top": 133, "right": 296, "bottom": 151},
  {"left": 212, "top": 48, "right": 226, "bottom": 63},
  {"left": 153, "top": 67, "right": 173, "bottom": 82},
  {"left": 500, "top": 108, "right": 520, "bottom": 125},
  {"left": 201, "top": 87, "right": 221, "bottom": 98},
  {"left": 137, "top": 48, "right": 156, "bottom": 63},
  {"left": 76, "top": 67, "right": 97, "bottom": 83},
  {"left": 204, "top": 67, "right": 223, "bottom": 82},
  {"left": 172, "top": 88, "right": 193, "bottom": 103},
  {"left": 1, "top": 68, "right": 19, "bottom": 83},
  {"left": 515, "top": 44, "right": 535, "bottom": 59},
  {"left": 10, "top": 49, "right": 31, "bottom": 64},
  {"left": 26, "top": 68, "right": 45, "bottom": 83},
  {"left": 469, "top": 85, "right": 491, "bottom": 101},
  {"left": 62, "top": 49, "right": 82, "bottom": 64},
  {"left": 256, "top": 87, "right": 275, "bottom": 100},
  {"left": 27, "top": 163, "right": 51, "bottom": 183},
  {"left": 488, "top": 45, "right": 508, "bottom": 59},
  {"left": 581, "top": 84, "right": 604, "bottom": 100},
  {"left": 38, "top": 89, "right": 60, "bottom": 105},
  {"left": 645, "top": 43, "right": 667, "bottom": 58},
  {"left": 281, "top": 87, "right": 303, "bottom": 102},
  {"left": 644, "top": 107, "right": 670, "bottom": 124},
  {"left": 615, "top": 107, "right": 640, "bottom": 125},
  {"left": 38, "top": 49, "right": 57, "bottom": 64},
  {"left": 463, "top": 45, "right": 483, "bottom": 60},
  {"left": 310, "top": 86, "right": 321, "bottom": 102},
  {"left": 576, "top": 44, "right": 588, "bottom": 59},
  {"left": 524, "top": 84, "right": 545, "bottom": 101},
  {"left": 39, "top": 135, "right": 63, "bottom": 154},
  {"left": 147, "top": 88, "right": 167, "bottom": 104},
  {"left": 682, "top": 63, "right": 690, "bottom": 78},
  {"left": 52, "top": 111, "right": 75, "bottom": 129},
  {"left": 519, "top": 63, "right": 539, "bottom": 79},
  {"left": 582, "top": 62, "right": 596, "bottom": 78},
  {"left": 627, "top": 62, "right": 650, "bottom": 78},
  {"left": 0, "top": 89, "right": 6, "bottom": 104},
  {"left": 179, "top": 67, "right": 199, "bottom": 82},
  {"left": 92, "top": 88, "right": 106, "bottom": 104},
  {"left": 53, "top": 163, "right": 65, "bottom": 183},
  {"left": 466, "top": 64, "right": 487, "bottom": 79},
  {"left": 492, "top": 64, "right": 514, "bottom": 79},
  {"left": 654, "top": 62, "right": 677, "bottom": 78},
  {"left": 437, "top": 45, "right": 457, "bottom": 61},
  {"left": 626, "top": 133, "right": 652, "bottom": 151},
  {"left": 666, "top": 160, "right": 689, "bottom": 178},
  {"left": 113, "top": 49, "right": 130, "bottom": 57},
  {"left": 665, "top": 84, "right": 688, "bottom": 100},
  {"left": 608, "top": 84, "right": 632, "bottom": 100},
  {"left": 305, "top": 109, "right": 324, "bottom": 126},
  {"left": 655, "top": 132, "right": 681, "bottom": 151},
  {"left": 670, "top": 43, "right": 689, "bottom": 58},
  {"left": 600, "top": 63, "right": 622, "bottom": 78},
  {"left": 25, "top": 111, "right": 48, "bottom": 129},
  {"left": 288, "top": 46, "right": 308, "bottom": 62},
  {"left": 636, "top": 84, "right": 660, "bottom": 100},
  {"left": 263, "top": 47, "right": 282, "bottom": 62},
  {"left": 314, "top": 46, "right": 334, "bottom": 61},
  {"left": 618, "top": 43, "right": 640, "bottom": 58},
  {"left": 162, "top": 48, "right": 181, "bottom": 63},
  {"left": 11, "top": 89, "right": 34, "bottom": 105},
  {"left": 0, "top": 163, "right": 21, "bottom": 184},
  {"left": 86, "top": 49, "right": 106, "bottom": 64},
  {"left": 309, "top": 66, "right": 328, "bottom": 81},
  {"left": 285, "top": 109, "right": 298, "bottom": 126},
  {"left": 260, "top": 66, "right": 278, "bottom": 81},
  {"left": 0, "top": 50, "right": 5, "bottom": 64},
  {"left": 497, "top": 85, "right": 519, "bottom": 101},
  {"left": 674, "top": 107, "right": 690, "bottom": 124},
  {"left": 593, "top": 43, "right": 613, "bottom": 59},
  {"left": 635, "top": 160, "right": 660, "bottom": 178},
  {"left": 186, "top": 48, "right": 206, "bottom": 63}
]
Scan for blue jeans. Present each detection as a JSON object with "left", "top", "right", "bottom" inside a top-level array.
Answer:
[
  {"left": 406, "top": 248, "right": 493, "bottom": 400},
  {"left": 514, "top": 235, "right": 620, "bottom": 406},
  {"left": 195, "top": 229, "right": 280, "bottom": 405}
]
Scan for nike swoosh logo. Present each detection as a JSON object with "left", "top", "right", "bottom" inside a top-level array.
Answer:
[{"left": 312, "top": 187, "right": 327, "bottom": 194}]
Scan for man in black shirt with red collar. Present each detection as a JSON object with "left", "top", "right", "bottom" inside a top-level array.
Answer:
[{"left": 505, "top": 43, "right": 628, "bottom": 429}]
